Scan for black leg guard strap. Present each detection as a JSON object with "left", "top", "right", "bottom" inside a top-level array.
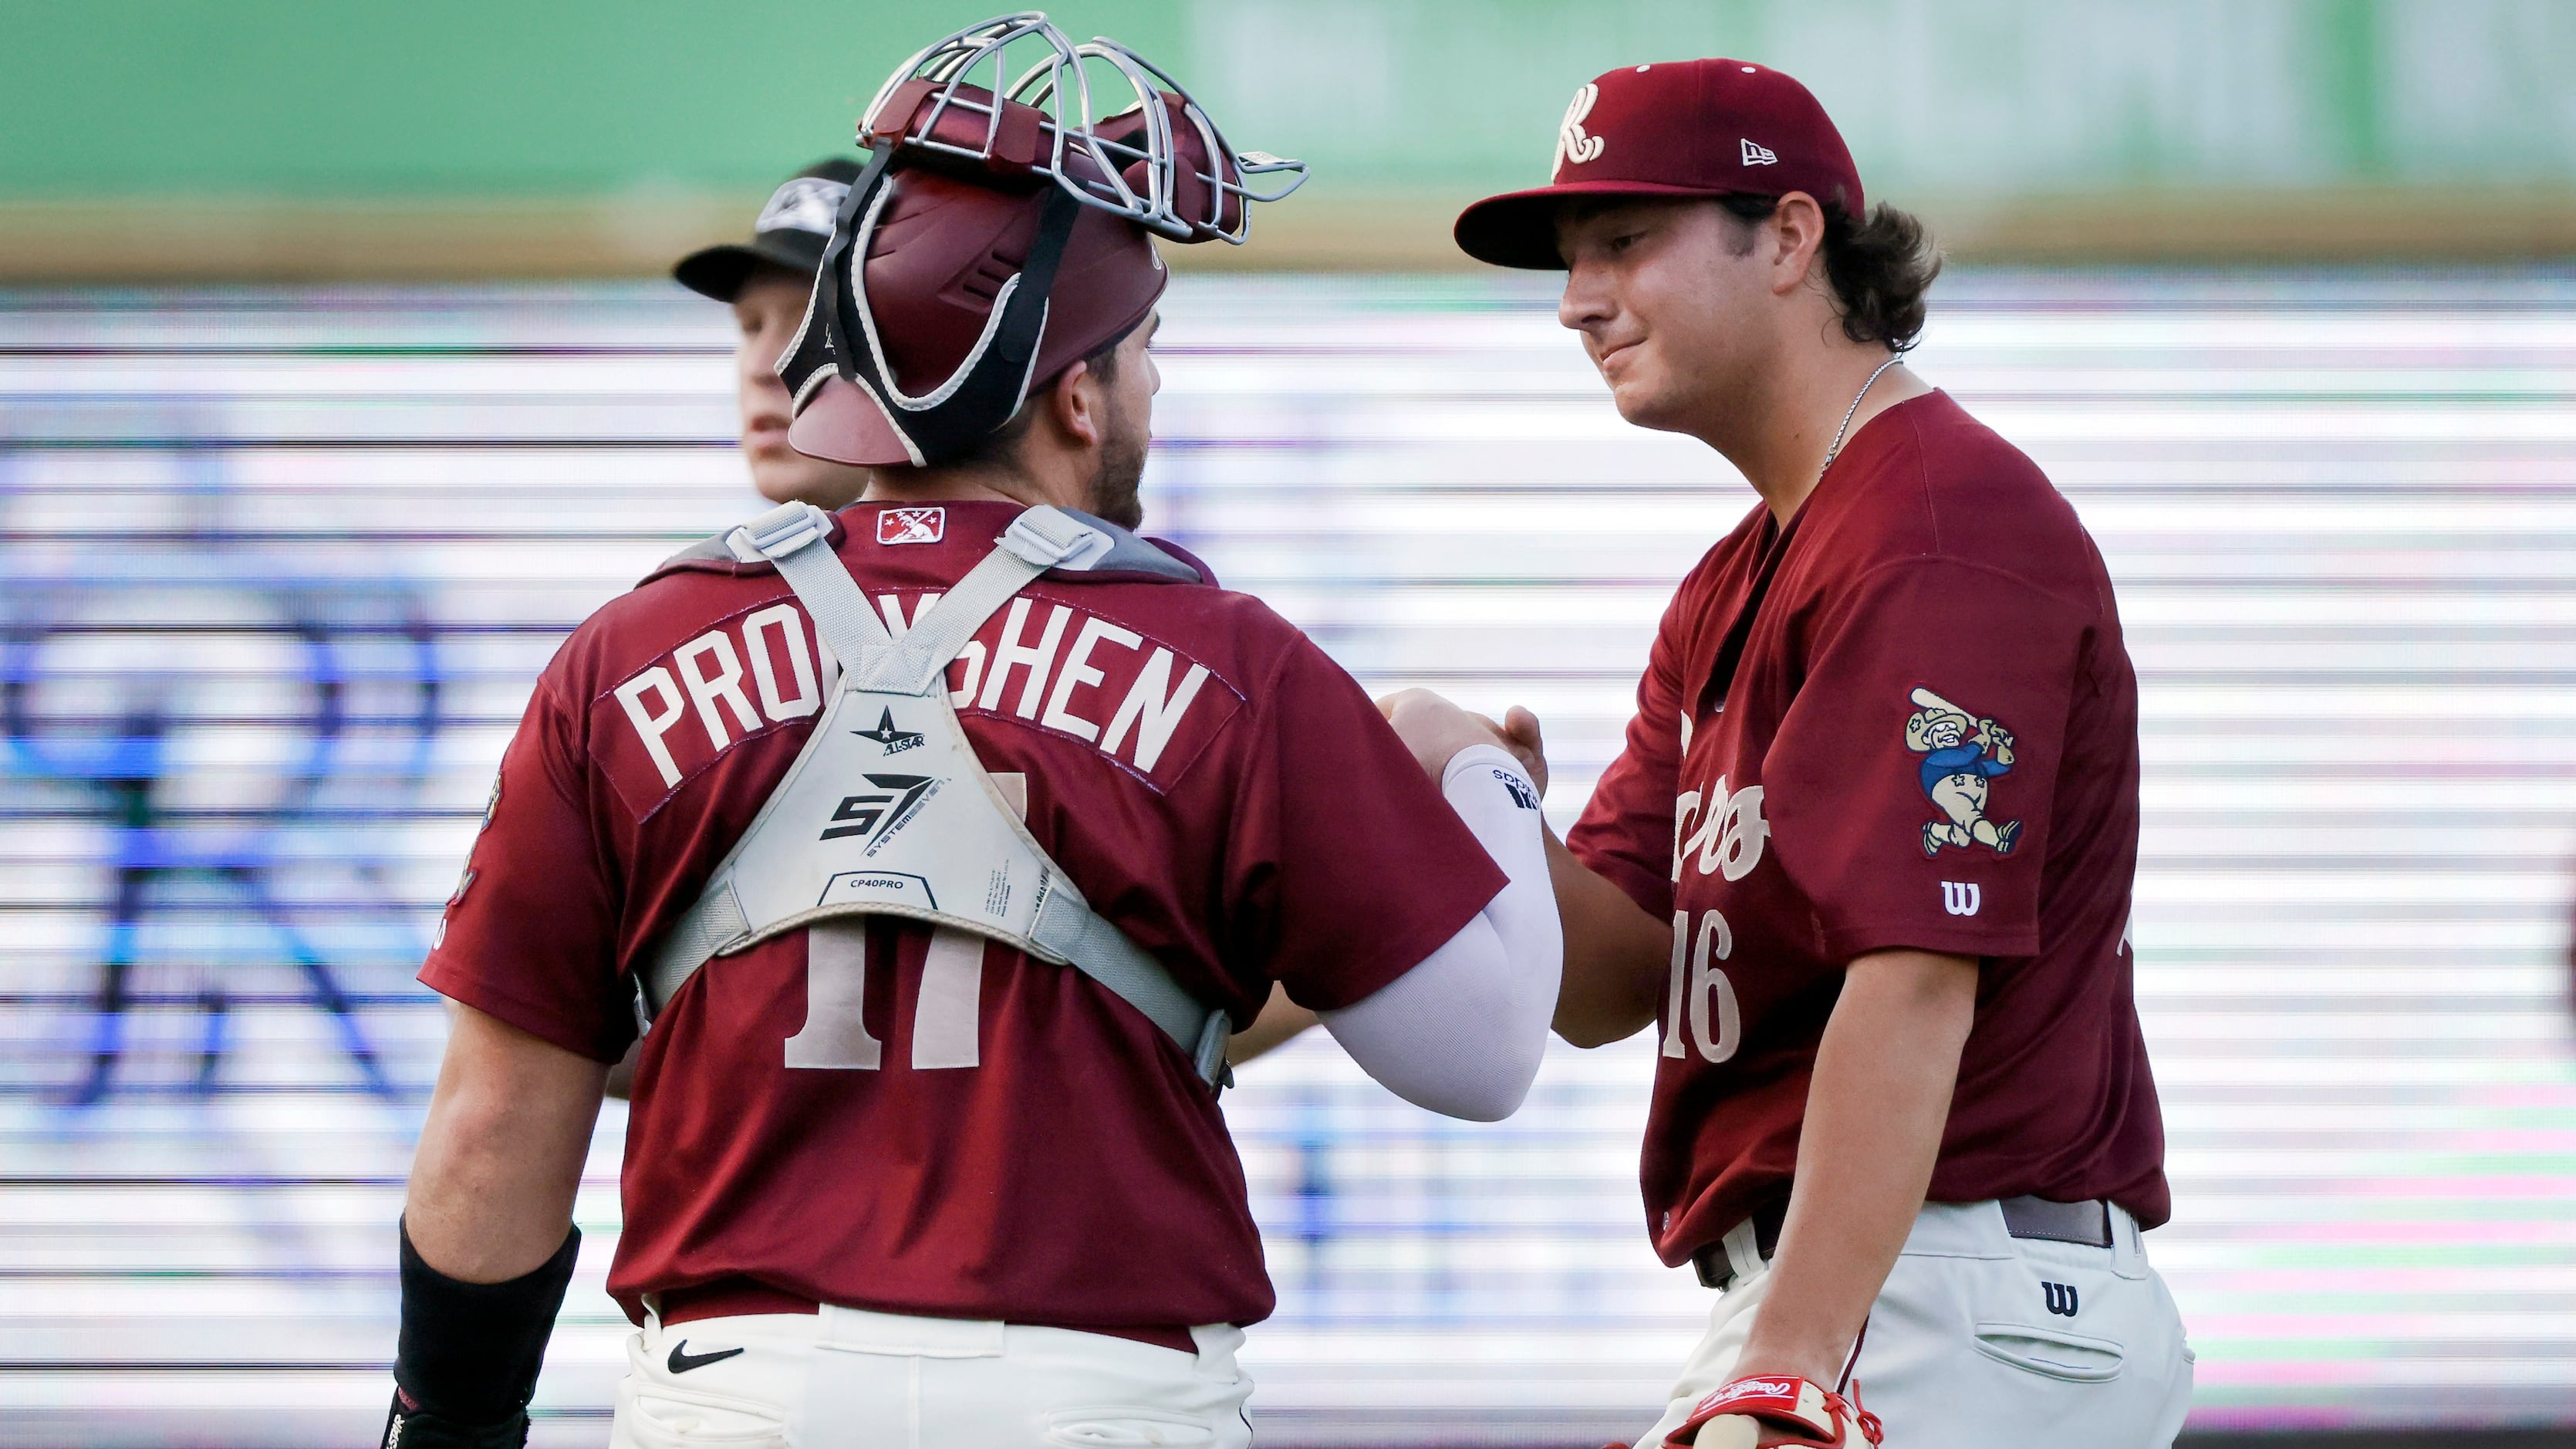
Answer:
[{"left": 382, "top": 1215, "right": 580, "bottom": 1449}]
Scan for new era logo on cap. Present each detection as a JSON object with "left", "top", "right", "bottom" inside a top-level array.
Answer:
[
  {"left": 876, "top": 506, "right": 945, "bottom": 545},
  {"left": 1741, "top": 138, "right": 1778, "bottom": 166},
  {"left": 757, "top": 176, "right": 852, "bottom": 238}
]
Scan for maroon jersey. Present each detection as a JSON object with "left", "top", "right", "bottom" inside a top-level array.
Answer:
[
  {"left": 1570, "top": 391, "right": 2169, "bottom": 1268},
  {"left": 423, "top": 500, "right": 1504, "bottom": 1331}
]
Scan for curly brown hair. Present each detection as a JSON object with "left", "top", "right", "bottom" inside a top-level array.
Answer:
[{"left": 1717, "top": 193, "right": 1943, "bottom": 352}]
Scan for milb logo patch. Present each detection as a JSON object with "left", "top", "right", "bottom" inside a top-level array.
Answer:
[{"left": 877, "top": 507, "right": 945, "bottom": 545}]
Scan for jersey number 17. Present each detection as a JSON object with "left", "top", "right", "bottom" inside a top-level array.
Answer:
[
  {"left": 784, "top": 921, "right": 984, "bottom": 1070},
  {"left": 779, "top": 768, "right": 1037, "bottom": 1071}
]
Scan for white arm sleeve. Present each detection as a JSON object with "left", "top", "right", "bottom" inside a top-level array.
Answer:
[{"left": 1320, "top": 745, "right": 1562, "bottom": 1120}]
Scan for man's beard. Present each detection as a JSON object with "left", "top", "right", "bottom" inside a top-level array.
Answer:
[{"left": 1085, "top": 401, "right": 1149, "bottom": 531}]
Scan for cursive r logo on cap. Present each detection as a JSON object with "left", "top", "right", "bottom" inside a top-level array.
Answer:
[{"left": 1556, "top": 83, "right": 1605, "bottom": 171}]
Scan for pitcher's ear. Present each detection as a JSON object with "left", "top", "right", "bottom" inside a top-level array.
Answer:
[{"left": 1766, "top": 191, "right": 1831, "bottom": 295}]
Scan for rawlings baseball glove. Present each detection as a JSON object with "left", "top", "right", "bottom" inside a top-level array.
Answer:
[{"left": 1663, "top": 1375, "right": 1883, "bottom": 1449}]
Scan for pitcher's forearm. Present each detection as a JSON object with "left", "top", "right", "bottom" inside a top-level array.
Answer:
[
  {"left": 1547, "top": 829, "right": 1670, "bottom": 1045},
  {"left": 1736, "top": 947, "right": 1977, "bottom": 1385},
  {"left": 1370, "top": 688, "right": 1662, "bottom": 1048}
]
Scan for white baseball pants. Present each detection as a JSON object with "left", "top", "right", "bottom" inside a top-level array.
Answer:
[
  {"left": 609, "top": 1303, "right": 1254, "bottom": 1449},
  {"left": 1641, "top": 1200, "right": 2194, "bottom": 1448}
]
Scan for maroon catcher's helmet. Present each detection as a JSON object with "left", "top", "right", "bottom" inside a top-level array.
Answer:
[{"left": 779, "top": 12, "right": 1305, "bottom": 469}]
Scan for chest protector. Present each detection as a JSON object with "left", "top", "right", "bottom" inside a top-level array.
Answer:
[{"left": 636, "top": 501, "right": 1231, "bottom": 1087}]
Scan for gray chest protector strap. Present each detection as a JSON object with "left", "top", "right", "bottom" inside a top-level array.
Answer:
[{"left": 637, "top": 502, "right": 1231, "bottom": 1088}]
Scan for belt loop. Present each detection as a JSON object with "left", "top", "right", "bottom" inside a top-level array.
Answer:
[
  {"left": 2111, "top": 1203, "right": 2145, "bottom": 1277},
  {"left": 1188, "top": 1322, "right": 1244, "bottom": 1376},
  {"left": 1723, "top": 1217, "right": 1765, "bottom": 1287}
]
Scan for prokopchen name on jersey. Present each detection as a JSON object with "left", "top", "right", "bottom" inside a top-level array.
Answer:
[{"left": 589, "top": 589, "right": 1245, "bottom": 819}]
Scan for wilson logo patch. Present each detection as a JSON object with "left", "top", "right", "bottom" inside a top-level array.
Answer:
[{"left": 877, "top": 507, "right": 946, "bottom": 545}]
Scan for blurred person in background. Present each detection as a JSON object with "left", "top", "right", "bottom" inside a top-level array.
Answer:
[
  {"left": 374, "top": 17, "right": 1560, "bottom": 1449},
  {"left": 1389, "top": 58, "right": 2193, "bottom": 1448},
  {"left": 674, "top": 158, "right": 873, "bottom": 510},
  {"left": 599, "top": 162, "right": 876, "bottom": 1100}
]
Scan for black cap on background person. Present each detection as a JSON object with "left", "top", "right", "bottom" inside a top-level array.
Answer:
[
  {"left": 675, "top": 157, "right": 859, "bottom": 302},
  {"left": 674, "top": 159, "right": 872, "bottom": 508}
]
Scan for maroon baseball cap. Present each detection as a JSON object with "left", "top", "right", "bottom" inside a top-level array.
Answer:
[{"left": 1455, "top": 59, "right": 1863, "bottom": 270}]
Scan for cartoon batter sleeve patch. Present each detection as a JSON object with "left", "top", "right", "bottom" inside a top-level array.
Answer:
[{"left": 1904, "top": 686, "right": 2022, "bottom": 857}]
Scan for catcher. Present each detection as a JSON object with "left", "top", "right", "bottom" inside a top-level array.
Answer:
[{"left": 378, "top": 16, "right": 1561, "bottom": 1447}]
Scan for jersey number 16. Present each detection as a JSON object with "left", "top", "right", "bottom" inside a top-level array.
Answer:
[{"left": 1664, "top": 907, "right": 1741, "bottom": 1065}]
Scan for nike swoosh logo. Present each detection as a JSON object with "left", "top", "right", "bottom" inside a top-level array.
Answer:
[{"left": 667, "top": 1339, "right": 745, "bottom": 1374}]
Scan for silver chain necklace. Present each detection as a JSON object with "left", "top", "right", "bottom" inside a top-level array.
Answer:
[{"left": 1819, "top": 353, "right": 1906, "bottom": 480}]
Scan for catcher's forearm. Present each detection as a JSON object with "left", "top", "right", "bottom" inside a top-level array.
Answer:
[
  {"left": 387, "top": 1217, "right": 580, "bottom": 1447},
  {"left": 407, "top": 1003, "right": 606, "bottom": 1281},
  {"left": 390, "top": 1003, "right": 606, "bottom": 1444},
  {"left": 1734, "top": 947, "right": 1977, "bottom": 1386}
]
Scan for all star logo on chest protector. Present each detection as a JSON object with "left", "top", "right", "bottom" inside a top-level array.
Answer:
[
  {"left": 636, "top": 501, "right": 1234, "bottom": 1087},
  {"left": 855, "top": 706, "right": 926, "bottom": 755}
]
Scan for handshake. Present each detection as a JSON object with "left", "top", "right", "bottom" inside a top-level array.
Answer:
[{"left": 1377, "top": 687, "right": 1551, "bottom": 799}]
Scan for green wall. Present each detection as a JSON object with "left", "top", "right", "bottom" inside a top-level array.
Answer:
[
  {"left": 0, "top": 2, "right": 1170, "bottom": 194},
  {"left": 5, "top": 0, "right": 2574, "bottom": 272},
  {"left": 10, "top": 0, "right": 2576, "bottom": 199}
]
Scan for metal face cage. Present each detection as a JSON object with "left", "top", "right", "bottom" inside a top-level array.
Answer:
[{"left": 858, "top": 11, "right": 1306, "bottom": 245}]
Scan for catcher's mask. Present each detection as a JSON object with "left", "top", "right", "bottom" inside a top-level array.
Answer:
[{"left": 779, "top": 12, "right": 1305, "bottom": 469}]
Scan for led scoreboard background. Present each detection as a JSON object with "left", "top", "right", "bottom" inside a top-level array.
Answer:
[{"left": 3, "top": 272, "right": 2574, "bottom": 1445}]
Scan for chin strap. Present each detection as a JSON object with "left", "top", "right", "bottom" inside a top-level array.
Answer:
[
  {"left": 772, "top": 144, "right": 890, "bottom": 428},
  {"left": 1663, "top": 1375, "right": 1883, "bottom": 1449}
]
